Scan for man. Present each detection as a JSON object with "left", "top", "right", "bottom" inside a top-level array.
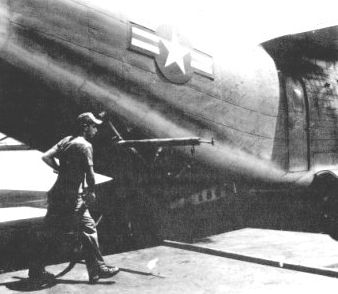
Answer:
[{"left": 28, "top": 112, "right": 119, "bottom": 284}]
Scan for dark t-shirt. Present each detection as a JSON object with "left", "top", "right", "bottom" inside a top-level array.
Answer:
[{"left": 48, "top": 136, "right": 93, "bottom": 212}]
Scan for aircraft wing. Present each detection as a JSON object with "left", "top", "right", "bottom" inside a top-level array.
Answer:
[
  {"left": 262, "top": 25, "right": 338, "bottom": 76},
  {"left": 0, "top": 133, "right": 112, "bottom": 225}
]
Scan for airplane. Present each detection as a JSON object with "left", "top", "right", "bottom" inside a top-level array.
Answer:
[{"left": 1, "top": 0, "right": 338, "bottom": 269}]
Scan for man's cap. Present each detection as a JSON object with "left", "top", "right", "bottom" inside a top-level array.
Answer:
[{"left": 77, "top": 112, "right": 103, "bottom": 126}]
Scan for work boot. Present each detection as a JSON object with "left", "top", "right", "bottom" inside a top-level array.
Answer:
[
  {"left": 89, "top": 265, "right": 120, "bottom": 284},
  {"left": 28, "top": 269, "right": 55, "bottom": 285}
]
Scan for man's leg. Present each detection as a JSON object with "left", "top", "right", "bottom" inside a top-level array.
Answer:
[
  {"left": 80, "top": 209, "right": 119, "bottom": 283},
  {"left": 27, "top": 226, "right": 55, "bottom": 282}
]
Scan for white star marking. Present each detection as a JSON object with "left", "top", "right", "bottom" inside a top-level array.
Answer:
[{"left": 162, "top": 32, "right": 190, "bottom": 74}]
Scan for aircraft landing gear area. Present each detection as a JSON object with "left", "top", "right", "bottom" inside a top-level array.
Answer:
[{"left": 2, "top": 228, "right": 338, "bottom": 293}]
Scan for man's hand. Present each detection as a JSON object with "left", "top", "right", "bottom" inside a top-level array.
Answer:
[{"left": 83, "top": 190, "right": 97, "bottom": 206}]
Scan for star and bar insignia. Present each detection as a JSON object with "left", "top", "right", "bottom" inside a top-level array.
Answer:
[{"left": 129, "top": 23, "right": 214, "bottom": 84}]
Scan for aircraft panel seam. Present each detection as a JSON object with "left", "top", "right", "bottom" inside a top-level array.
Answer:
[
  {"left": 69, "top": 0, "right": 129, "bottom": 26},
  {"left": 186, "top": 83, "right": 278, "bottom": 118},
  {"left": 184, "top": 111, "right": 274, "bottom": 139},
  {"left": 9, "top": 20, "right": 278, "bottom": 120}
]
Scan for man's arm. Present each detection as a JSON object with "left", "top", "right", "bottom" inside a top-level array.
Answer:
[
  {"left": 83, "top": 144, "right": 97, "bottom": 204},
  {"left": 83, "top": 164, "right": 97, "bottom": 205},
  {"left": 86, "top": 166, "right": 96, "bottom": 193},
  {"left": 42, "top": 146, "right": 60, "bottom": 172}
]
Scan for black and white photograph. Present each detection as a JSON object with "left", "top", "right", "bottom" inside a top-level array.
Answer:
[{"left": 1, "top": 0, "right": 338, "bottom": 292}]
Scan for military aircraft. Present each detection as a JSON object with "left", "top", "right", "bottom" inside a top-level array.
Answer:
[{"left": 1, "top": 0, "right": 338, "bottom": 261}]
